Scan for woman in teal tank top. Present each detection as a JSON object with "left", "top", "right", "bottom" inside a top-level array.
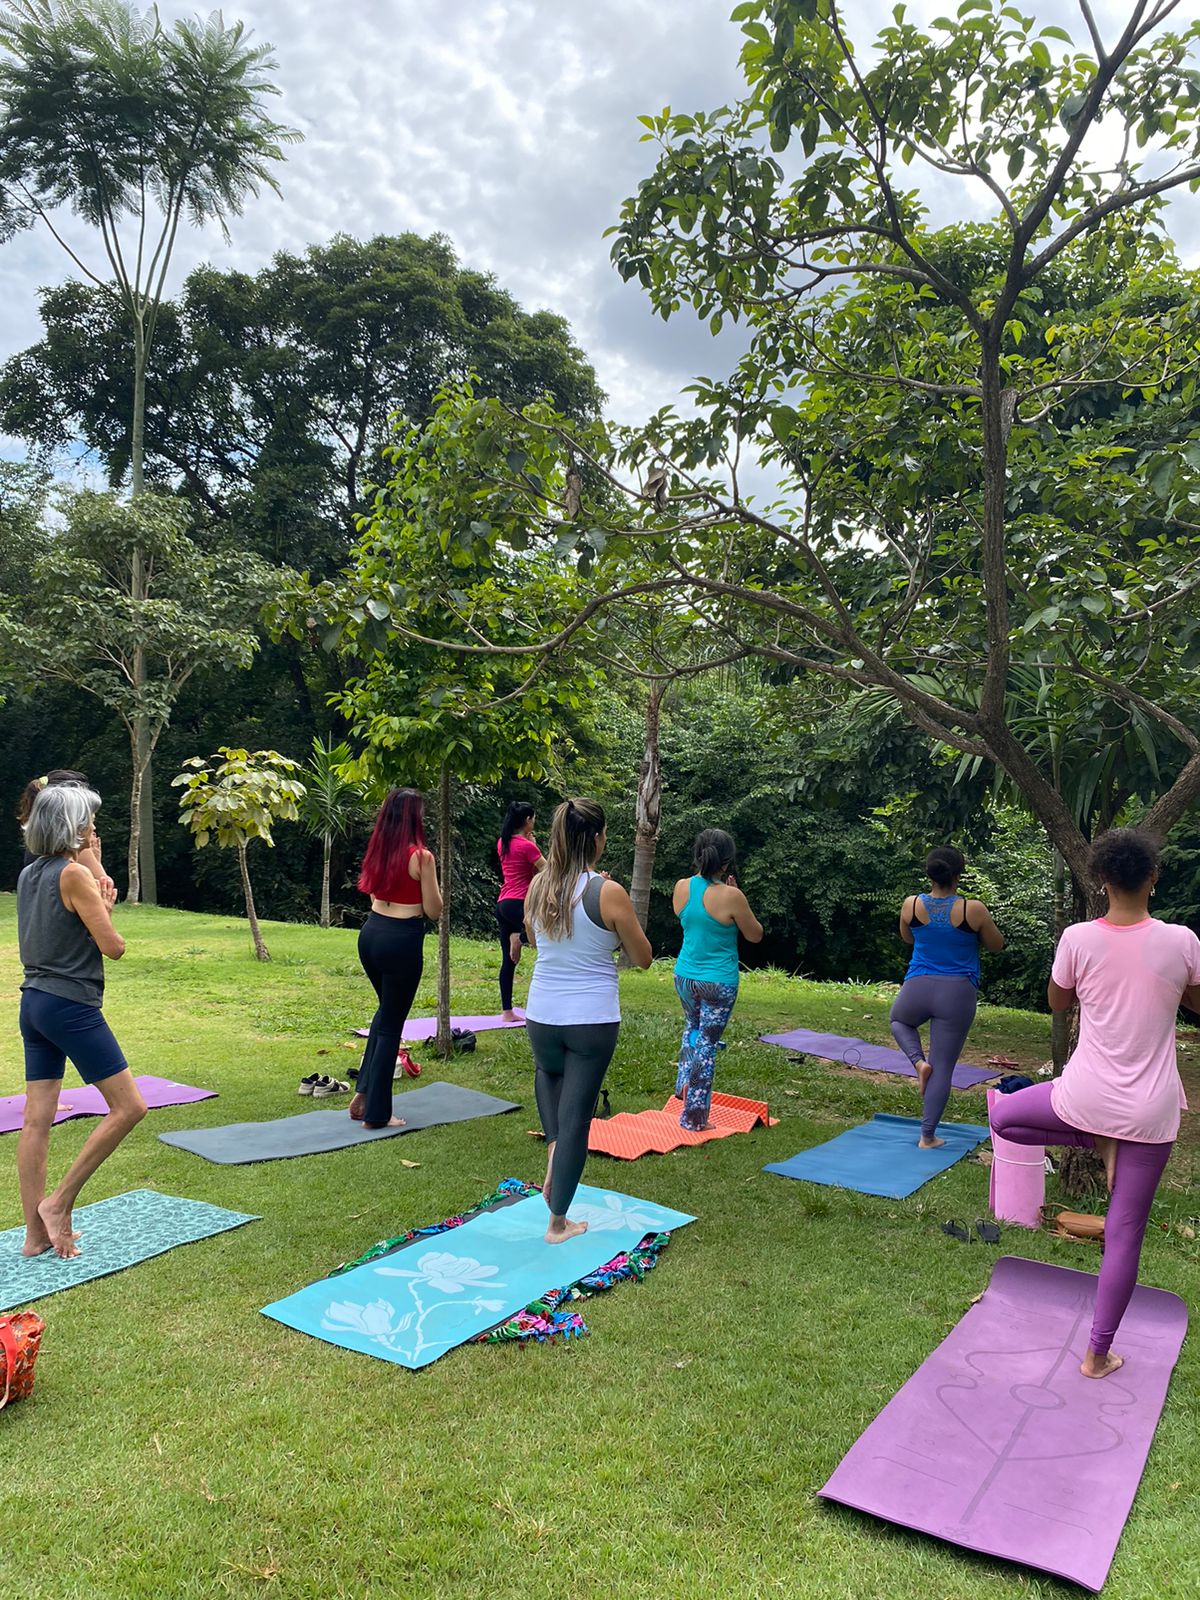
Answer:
[{"left": 672, "top": 829, "right": 763, "bottom": 1130}]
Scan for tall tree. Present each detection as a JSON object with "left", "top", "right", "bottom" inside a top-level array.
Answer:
[
  {"left": 0, "top": 0, "right": 297, "bottom": 898},
  {"left": 371, "top": 4, "right": 1200, "bottom": 909},
  {"left": 0, "top": 489, "right": 279, "bottom": 900}
]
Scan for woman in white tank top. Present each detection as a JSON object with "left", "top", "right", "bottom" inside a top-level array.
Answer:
[{"left": 524, "top": 798, "right": 652, "bottom": 1243}]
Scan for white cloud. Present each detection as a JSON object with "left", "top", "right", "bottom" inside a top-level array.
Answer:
[{"left": 0, "top": 0, "right": 1195, "bottom": 441}]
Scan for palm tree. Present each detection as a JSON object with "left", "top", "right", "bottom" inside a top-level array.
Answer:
[
  {"left": 300, "top": 737, "right": 365, "bottom": 928},
  {"left": 0, "top": 0, "right": 299, "bottom": 903}
]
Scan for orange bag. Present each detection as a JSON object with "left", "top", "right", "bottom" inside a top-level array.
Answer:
[
  {"left": 1040, "top": 1204, "right": 1105, "bottom": 1244},
  {"left": 0, "top": 1312, "right": 45, "bottom": 1410}
]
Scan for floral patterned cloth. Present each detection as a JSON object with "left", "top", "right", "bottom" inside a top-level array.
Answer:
[
  {"left": 673, "top": 975, "right": 740, "bottom": 1130},
  {"left": 327, "top": 1179, "right": 676, "bottom": 1348}
]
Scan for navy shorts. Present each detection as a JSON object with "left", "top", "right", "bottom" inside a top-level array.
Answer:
[{"left": 20, "top": 988, "right": 128, "bottom": 1085}]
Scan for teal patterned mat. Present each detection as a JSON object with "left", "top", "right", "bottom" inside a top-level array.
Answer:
[{"left": 0, "top": 1189, "right": 259, "bottom": 1310}]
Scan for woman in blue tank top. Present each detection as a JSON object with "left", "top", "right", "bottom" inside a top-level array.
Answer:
[
  {"left": 889, "top": 846, "right": 1005, "bottom": 1148},
  {"left": 672, "top": 829, "right": 763, "bottom": 1130}
]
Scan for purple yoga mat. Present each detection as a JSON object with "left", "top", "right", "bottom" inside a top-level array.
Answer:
[
  {"left": 820, "top": 1255, "right": 1187, "bottom": 1591},
  {"left": 760, "top": 1027, "right": 997, "bottom": 1088},
  {"left": 0, "top": 1075, "right": 215, "bottom": 1136},
  {"left": 352, "top": 1012, "right": 526, "bottom": 1042}
]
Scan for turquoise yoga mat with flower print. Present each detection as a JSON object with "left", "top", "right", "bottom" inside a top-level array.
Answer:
[{"left": 261, "top": 1183, "right": 696, "bottom": 1369}]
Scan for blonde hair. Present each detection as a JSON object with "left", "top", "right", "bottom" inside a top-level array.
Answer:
[{"left": 524, "top": 797, "right": 606, "bottom": 941}]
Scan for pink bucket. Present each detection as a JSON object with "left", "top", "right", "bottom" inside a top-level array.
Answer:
[{"left": 987, "top": 1087, "right": 1045, "bottom": 1229}]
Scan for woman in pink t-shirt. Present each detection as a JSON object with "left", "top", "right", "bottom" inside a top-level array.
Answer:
[
  {"left": 992, "top": 830, "right": 1200, "bottom": 1380},
  {"left": 496, "top": 801, "right": 543, "bottom": 1021}
]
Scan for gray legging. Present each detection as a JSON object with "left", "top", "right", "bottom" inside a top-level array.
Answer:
[
  {"left": 528, "top": 1019, "right": 619, "bottom": 1216},
  {"left": 889, "top": 975, "right": 978, "bottom": 1138}
]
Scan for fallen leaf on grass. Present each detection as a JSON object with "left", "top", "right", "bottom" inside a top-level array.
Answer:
[{"left": 400, "top": 1159, "right": 420, "bottom": 1169}]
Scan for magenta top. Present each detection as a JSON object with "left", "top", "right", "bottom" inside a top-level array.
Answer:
[
  {"left": 1050, "top": 916, "right": 1200, "bottom": 1144},
  {"left": 497, "top": 833, "right": 541, "bottom": 902}
]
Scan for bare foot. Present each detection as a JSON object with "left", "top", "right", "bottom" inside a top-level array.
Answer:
[
  {"left": 509, "top": 934, "right": 522, "bottom": 966},
  {"left": 501, "top": 1010, "right": 520, "bottom": 1024},
  {"left": 37, "top": 1196, "right": 80, "bottom": 1260},
  {"left": 364, "top": 1116, "right": 406, "bottom": 1130},
  {"left": 919, "top": 1134, "right": 946, "bottom": 1149},
  {"left": 1094, "top": 1135, "right": 1118, "bottom": 1192},
  {"left": 545, "top": 1217, "right": 588, "bottom": 1244},
  {"left": 915, "top": 1060, "right": 932, "bottom": 1097},
  {"left": 349, "top": 1093, "right": 366, "bottom": 1121},
  {"left": 1081, "top": 1349, "right": 1124, "bottom": 1380},
  {"left": 22, "top": 1223, "right": 52, "bottom": 1258}
]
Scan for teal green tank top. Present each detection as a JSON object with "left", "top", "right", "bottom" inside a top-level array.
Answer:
[{"left": 675, "top": 876, "right": 740, "bottom": 985}]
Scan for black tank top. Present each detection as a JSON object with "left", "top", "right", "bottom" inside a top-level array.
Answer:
[{"left": 17, "top": 856, "right": 105, "bottom": 1007}]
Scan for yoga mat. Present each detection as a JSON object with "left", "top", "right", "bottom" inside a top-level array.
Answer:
[
  {"left": 764, "top": 1113, "right": 989, "bottom": 1198},
  {"left": 352, "top": 1012, "right": 526, "bottom": 1042},
  {"left": 262, "top": 1181, "right": 695, "bottom": 1369},
  {"left": 0, "top": 1075, "right": 217, "bottom": 1136},
  {"left": 760, "top": 1028, "right": 997, "bottom": 1088},
  {"left": 0, "top": 1189, "right": 258, "bottom": 1311},
  {"left": 820, "top": 1255, "right": 1188, "bottom": 1591},
  {"left": 987, "top": 1086, "right": 1045, "bottom": 1228},
  {"left": 158, "top": 1081, "right": 519, "bottom": 1164},
  {"left": 589, "top": 1092, "right": 776, "bottom": 1159}
]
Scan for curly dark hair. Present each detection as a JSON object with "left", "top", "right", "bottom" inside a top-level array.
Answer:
[
  {"left": 1090, "top": 828, "right": 1159, "bottom": 894},
  {"left": 925, "top": 845, "right": 965, "bottom": 888}
]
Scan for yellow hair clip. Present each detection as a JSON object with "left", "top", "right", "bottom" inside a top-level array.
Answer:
[{"left": 35, "top": 775, "right": 48, "bottom": 788}]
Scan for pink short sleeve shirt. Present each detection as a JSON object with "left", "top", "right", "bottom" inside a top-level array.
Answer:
[
  {"left": 1050, "top": 917, "right": 1200, "bottom": 1144},
  {"left": 497, "top": 833, "right": 541, "bottom": 901}
]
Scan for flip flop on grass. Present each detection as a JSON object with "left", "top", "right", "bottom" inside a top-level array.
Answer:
[
  {"left": 974, "top": 1218, "right": 1001, "bottom": 1244},
  {"left": 940, "top": 1219, "right": 972, "bottom": 1243}
]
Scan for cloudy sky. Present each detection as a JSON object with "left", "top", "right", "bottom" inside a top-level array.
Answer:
[{"left": 0, "top": 0, "right": 1197, "bottom": 443}]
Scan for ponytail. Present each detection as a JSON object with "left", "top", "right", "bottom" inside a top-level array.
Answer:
[
  {"left": 693, "top": 827, "right": 736, "bottom": 882},
  {"left": 499, "top": 800, "right": 535, "bottom": 858},
  {"left": 524, "top": 797, "right": 605, "bottom": 941}
]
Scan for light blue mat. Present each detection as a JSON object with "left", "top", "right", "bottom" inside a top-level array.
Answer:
[
  {"left": 0, "top": 1189, "right": 259, "bottom": 1310},
  {"left": 763, "top": 1113, "right": 989, "bottom": 1198},
  {"left": 262, "top": 1183, "right": 696, "bottom": 1369}
]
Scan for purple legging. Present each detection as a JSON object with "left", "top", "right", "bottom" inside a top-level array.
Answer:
[
  {"left": 990, "top": 1082, "right": 1173, "bottom": 1357},
  {"left": 889, "top": 975, "right": 978, "bottom": 1138}
]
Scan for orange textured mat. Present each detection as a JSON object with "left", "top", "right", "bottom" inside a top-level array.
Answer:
[{"left": 588, "top": 1091, "right": 776, "bottom": 1159}]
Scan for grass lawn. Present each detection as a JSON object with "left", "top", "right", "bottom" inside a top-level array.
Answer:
[{"left": 1, "top": 897, "right": 1197, "bottom": 1600}]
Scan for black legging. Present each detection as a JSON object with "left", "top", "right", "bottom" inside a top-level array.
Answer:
[
  {"left": 528, "top": 1020, "right": 619, "bottom": 1216},
  {"left": 496, "top": 897, "right": 527, "bottom": 1011},
  {"left": 357, "top": 912, "right": 425, "bottom": 1126}
]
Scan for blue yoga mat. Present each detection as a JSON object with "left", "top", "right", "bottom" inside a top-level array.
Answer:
[
  {"left": 0, "top": 1189, "right": 259, "bottom": 1311},
  {"left": 764, "top": 1113, "right": 989, "bottom": 1198},
  {"left": 262, "top": 1183, "right": 696, "bottom": 1369}
]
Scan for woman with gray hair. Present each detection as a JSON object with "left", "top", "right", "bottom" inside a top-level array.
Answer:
[{"left": 16, "top": 783, "right": 146, "bottom": 1260}]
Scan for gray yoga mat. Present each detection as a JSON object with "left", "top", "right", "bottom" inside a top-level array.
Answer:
[{"left": 158, "top": 1081, "right": 520, "bottom": 1165}]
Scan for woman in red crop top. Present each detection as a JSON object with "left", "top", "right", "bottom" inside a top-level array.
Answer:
[
  {"left": 350, "top": 789, "right": 443, "bottom": 1127},
  {"left": 496, "top": 801, "right": 542, "bottom": 1021}
]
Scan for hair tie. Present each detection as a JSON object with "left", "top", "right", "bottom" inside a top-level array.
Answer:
[{"left": 35, "top": 776, "right": 48, "bottom": 788}]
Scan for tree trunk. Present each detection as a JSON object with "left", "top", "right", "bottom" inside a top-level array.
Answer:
[
  {"left": 320, "top": 832, "right": 332, "bottom": 928},
  {"left": 126, "top": 731, "right": 143, "bottom": 905},
  {"left": 1050, "top": 848, "right": 1071, "bottom": 1072},
  {"left": 624, "top": 682, "right": 667, "bottom": 965},
  {"left": 238, "top": 842, "right": 270, "bottom": 961},
  {"left": 436, "top": 765, "right": 453, "bottom": 1057},
  {"left": 129, "top": 318, "right": 158, "bottom": 902},
  {"left": 138, "top": 739, "right": 157, "bottom": 905}
]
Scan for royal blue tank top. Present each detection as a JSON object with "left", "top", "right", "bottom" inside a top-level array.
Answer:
[
  {"left": 675, "top": 877, "right": 740, "bottom": 986},
  {"left": 905, "top": 894, "right": 980, "bottom": 985}
]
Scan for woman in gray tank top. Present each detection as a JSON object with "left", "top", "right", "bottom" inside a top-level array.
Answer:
[{"left": 15, "top": 784, "right": 147, "bottom": 1260}]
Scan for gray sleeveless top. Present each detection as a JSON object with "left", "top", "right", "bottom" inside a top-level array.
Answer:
[{"left": 17, "top": 856, "right": 105, "bottom": 1007}]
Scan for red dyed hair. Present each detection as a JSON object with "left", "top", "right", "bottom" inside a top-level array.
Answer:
[{"left": 358, "top": 788, "right": 427, "bottom": 899}]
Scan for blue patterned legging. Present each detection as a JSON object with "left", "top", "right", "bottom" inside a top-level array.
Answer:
[{"left": 674, "top": 974, "right": 739, "bottom": 1130}]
